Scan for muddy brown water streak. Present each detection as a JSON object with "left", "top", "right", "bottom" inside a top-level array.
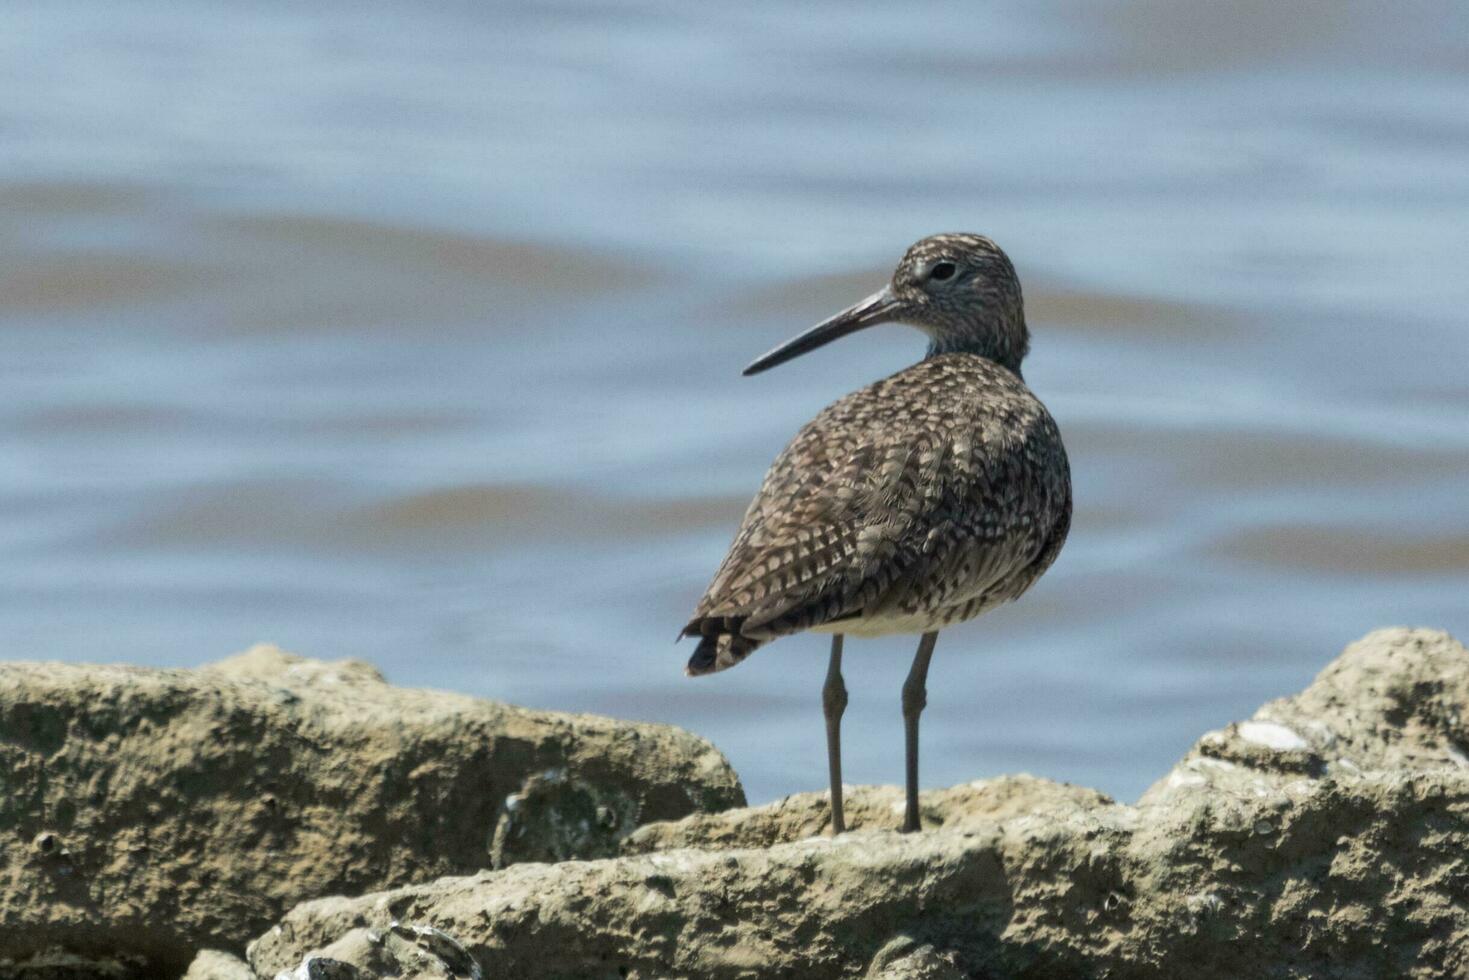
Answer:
[{"left": 3, "top": 3, "right": 1467, "bottom": 803}]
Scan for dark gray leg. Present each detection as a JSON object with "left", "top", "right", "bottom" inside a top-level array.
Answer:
[
  {"left": 901, "top": 631, "right": 939, "bottom": 833},
  {"left": 822, "top": 634, "right": 848, "bottom": 834}
]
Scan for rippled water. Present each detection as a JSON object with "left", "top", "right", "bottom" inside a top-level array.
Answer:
[{"left": 4, "top": 3, "right": 1467, "bottom": 804}]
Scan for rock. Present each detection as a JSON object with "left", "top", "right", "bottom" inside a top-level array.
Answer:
[
  {"left": 183, "top": 950, "right": 255, "bottom": 980},
  {"left": 0, "top": 949, "right": 145, "bottom": 980},
  {"left": 1142, "top": 626, "right": 1469, "bottom": 804},
  {"left": 621, "top": 773, "right": 1112, "bottom": 852},
  {"left": 264, "top": 924, "right": 481, "bottom": 980},
  {"left": 864, "top": 937, "right": 966, "bottom": 979},
  {"left": 247, "top": 629, "right": 1469, "bottom": 979},
  {"left": 0, "top": 645, "right": 744, "bottom": 977}
]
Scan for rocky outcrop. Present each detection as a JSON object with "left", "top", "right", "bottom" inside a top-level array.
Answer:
[
  {"left": 247, "top": 628, "right": 1469, "bottom": 980},
  {"left": 1142, "top": 623, "right": 1469, "bottom": 802},
  {"left": 0, "top": 645, "right": 744, "bottom": 977},
  {"left": 182, "top": 950, "right": 254, "bottom": 980},
  {"left": 619, "top": 773, "right": 1113, "bottom": 852},
  {"left": 255, "top": 925, "right": 480, "bottom": 980}
]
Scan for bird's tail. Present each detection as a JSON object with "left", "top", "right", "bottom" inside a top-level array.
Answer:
[{"left": 683, "top": 624, "right": 761, "bottom": 677}]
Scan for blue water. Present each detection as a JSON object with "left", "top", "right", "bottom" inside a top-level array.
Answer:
[{"left": 3, "top": 2, "right": 1467, "bottom": 804}]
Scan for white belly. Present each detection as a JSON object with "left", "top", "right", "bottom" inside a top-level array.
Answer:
[
  {"left": 808, "top": 610, "right": 954, "bottom": 639},
  {"left": 806, "top": 592, "right": 1012, "bottom": 638}
]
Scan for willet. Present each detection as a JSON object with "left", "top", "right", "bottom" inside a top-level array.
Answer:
[{"left": 682, "top": 234, "right": 1071, "bottom": 834}]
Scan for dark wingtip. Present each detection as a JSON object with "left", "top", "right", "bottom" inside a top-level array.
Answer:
[
  {"left": 683, "top": 629, "right": 758, "bottom": 677},
  {"left": 685, "top": 635, "right": 720, "bottom": 677}
]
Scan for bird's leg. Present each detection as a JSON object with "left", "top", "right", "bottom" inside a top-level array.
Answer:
[
  {"left": 822, "top": 634, "right": 849, "bottom": 834},
  {"left": 901, "top": 631, "right": 939, "bottom": 833}
]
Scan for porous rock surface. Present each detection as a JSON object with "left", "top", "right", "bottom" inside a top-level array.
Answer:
[
  {"left": 182, "top": 950, "right": 255, "bottom": 980},
  {"left": 620, "top": 773, "right": 1113, "bottom": 853},
  {"left": 0, "top": 645, "right": 744, "bottom": 977},
  {"left": 248, "top": 628, "right": 1469, "bottom": 979}
]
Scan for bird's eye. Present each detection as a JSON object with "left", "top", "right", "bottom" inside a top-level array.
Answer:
[{"left": 929, "top": 261, "right": 957, "bottom": 282}]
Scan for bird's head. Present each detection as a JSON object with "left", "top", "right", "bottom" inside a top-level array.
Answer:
[{"left": 744, "top": 233, "right": 1029, "bottom": 377}]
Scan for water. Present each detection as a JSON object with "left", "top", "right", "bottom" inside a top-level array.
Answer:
[{"left": 3, "top": 2, "right": 1467, "bottom": 805}]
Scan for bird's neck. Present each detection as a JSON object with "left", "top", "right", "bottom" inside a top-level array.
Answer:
[{"left": 924, "top": 317, "right": 1029, "bottom": 377}]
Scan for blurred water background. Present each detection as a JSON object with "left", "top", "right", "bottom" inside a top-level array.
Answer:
[{"left": 3, "top": 2, "right": 1468, "bottom": 804}]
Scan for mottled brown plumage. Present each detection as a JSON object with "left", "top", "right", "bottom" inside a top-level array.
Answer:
[
  {"left": 686, "top": 353, "right": 1068, "bottom": 667},
  {"left": 681, "top": 233, "right": 1071, "bottom": 833}
]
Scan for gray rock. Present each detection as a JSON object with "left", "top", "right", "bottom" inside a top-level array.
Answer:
[
  {"left": 0, "top": 644, "right": 744, "bottom": 977},
  {"left": 246, "top": 628, "right": 1469, "bottom": 980},
  {"left": 864, "top": 937, "right": 966, "bottom": 979},
  {"left": 621, "top": 773, "right": 1112, "bottom": 852},
  {"left": 183, "top": 950, "right": 255, "bottom": 980},
  {"left": 1142, "top": 626, "right": 1469, "bottom": 804},
  {"left": 265, "top": 924, "right": 481, "bottom": 980},
  {"left": 0, "top": 949, "right": 144, "bottom": 980}
]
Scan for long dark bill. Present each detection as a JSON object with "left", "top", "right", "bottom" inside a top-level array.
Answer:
[{"left": 743, "top": 285, "right": 901, "bottom": 376}]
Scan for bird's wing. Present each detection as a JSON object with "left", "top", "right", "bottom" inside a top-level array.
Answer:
[
  {"left": 689, "top": 431, "right": 930, "bottom": 633},
  {"left": 688, "top": 388, "right": 1059, "bottom": 640}
]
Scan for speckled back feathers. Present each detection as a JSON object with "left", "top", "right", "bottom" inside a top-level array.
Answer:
[{"left": 685, "top": 352, "right": 1070, "bottom": 675}]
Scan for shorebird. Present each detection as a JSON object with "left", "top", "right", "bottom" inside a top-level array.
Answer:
[{"left": 682, "top": 233, "right": 1071, "bottom": 834}]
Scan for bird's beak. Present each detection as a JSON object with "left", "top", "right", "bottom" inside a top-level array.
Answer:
[{"left": 743, "top": 285, "right": 901, "bottom": 376}]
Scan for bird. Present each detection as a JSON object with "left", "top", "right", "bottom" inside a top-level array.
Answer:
[{"left": 681, "top": 233, "right": 1071, "bottom": 834}]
